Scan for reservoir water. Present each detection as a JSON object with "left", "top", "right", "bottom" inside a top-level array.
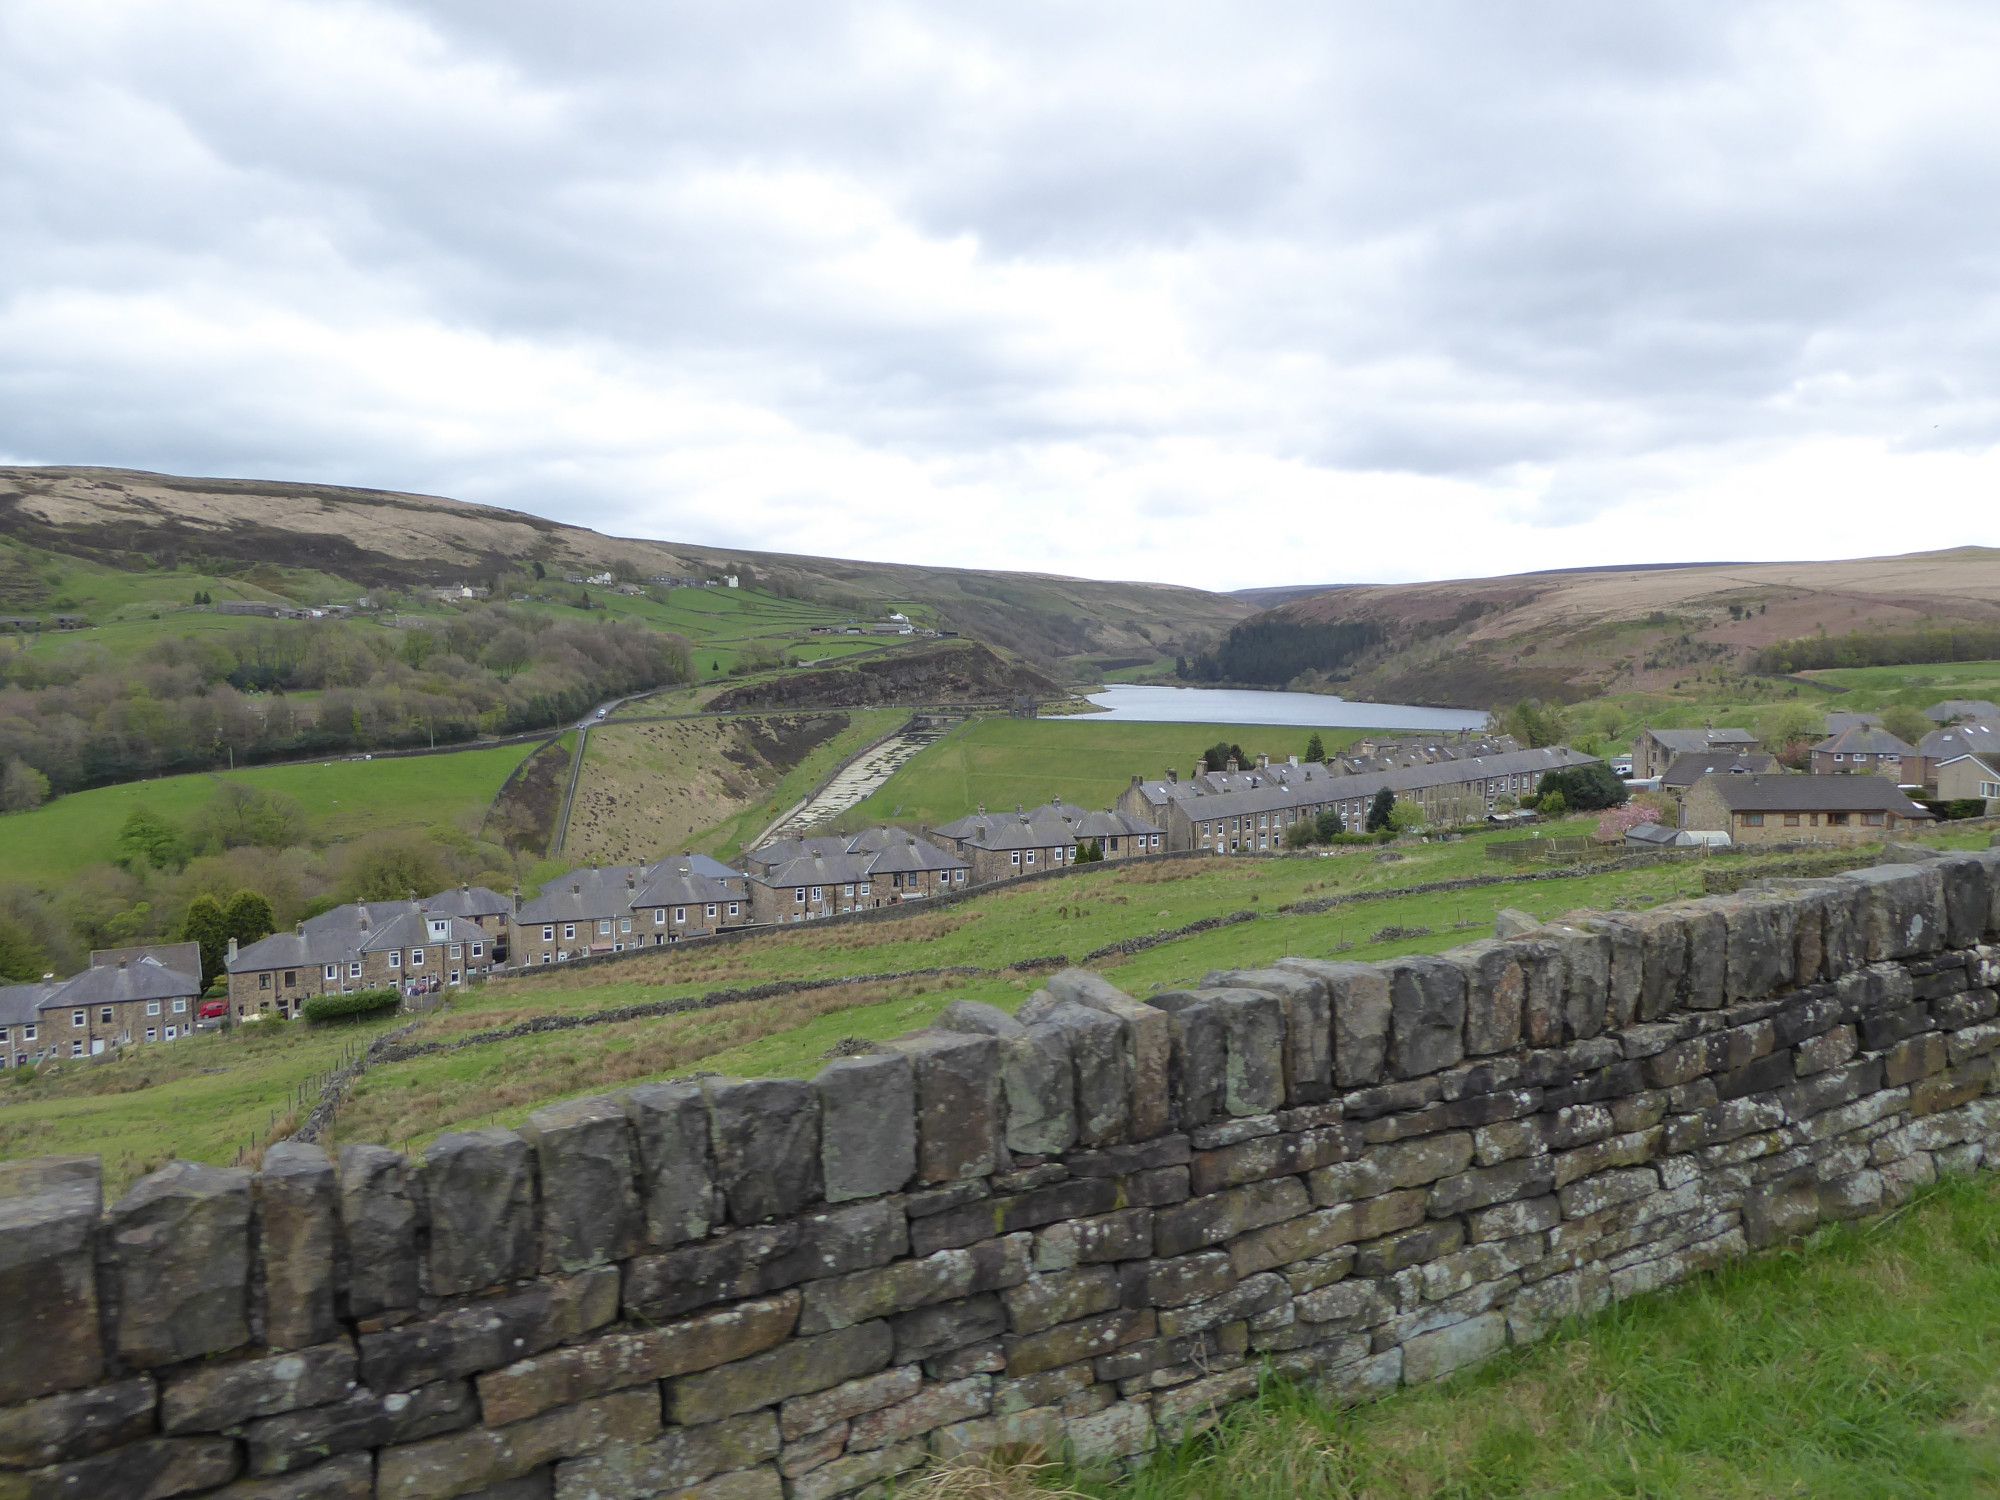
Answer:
[{"left": 1080, "top": 684, "right": 1489, "bottom": 731}]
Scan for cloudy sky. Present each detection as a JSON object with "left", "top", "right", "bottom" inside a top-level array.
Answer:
[{"left": 3, "top": 2, "right": 1996, "bottom": 590}]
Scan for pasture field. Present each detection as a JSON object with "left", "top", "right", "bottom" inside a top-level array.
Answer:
[
  {"left": 0, "top": 740, "right": 538, "bottom": 885},
  {"left": 838, "top": 717, "right": 1371, "bottom": 829}
]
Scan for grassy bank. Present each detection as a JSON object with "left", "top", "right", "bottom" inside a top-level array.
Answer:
[
  {"left": 0, "top": 741, "right": 538, "bottom": 885},
  {"left": 973, "top": 1172, "right": 2000, "bottom": 1499}
]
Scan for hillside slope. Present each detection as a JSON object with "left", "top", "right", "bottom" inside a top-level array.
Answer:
[
  {"left": 0, "top": 466, "right": 1250, "bottom": 666},
  {"left": 1242, "top": 549, "right": 2000, "bottom": 705}
]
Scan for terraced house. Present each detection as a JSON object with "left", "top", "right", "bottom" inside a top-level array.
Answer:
[
  {"left": 0, "top": 948, "right": 202, "bottom": 1067},
  {"left": 929, "top": 801, "right": 1094, "bottom": 884},
  {"left": 1680, "top": 771, "right": 1934, "bottom": 844},
  {"left": 742, "top": 827, "right": 968, "bottom": 924},
  {"left": 1120, "top": 746, "right": 1597, "bottom": 853},
  {"left": 226, "top": 899, "right": 494, "bottom": 1015},
  {"left": 510, "top": 855, "right": 753, "bottom": 964}
]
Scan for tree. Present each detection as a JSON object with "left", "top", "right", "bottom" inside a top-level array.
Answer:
[
  {"left": 531, "top": 560, "right": 546, "bottom": 580},
  {"left": 0, "top": 916, "right": 48, "bottom": 983},
  {"left": 1881, "top": 704, "right": 1931, "bottom": 748},
  {"left": 1538, "top": 789, "right": 1568, "bottom": 817},
  {"left": 117, "top": 807, "right": 189, "bottom": 873},
  {"left": 1504, "top": 699, "right": 1570, "bottom": 749},
  {"left": 181, "top": 893, "right": 230, "bottom": 983},
  {"left": 1596, "top": 802, "right": 1658, "bottom": 842},
  {"left": 222, "top": 889, "right": 275, "bottom": 948},
  {"left": 1314, "top": 807, "right": 1345, "bottom": 841},
  {"left": 1761, "top": 703, "right": 1821, "bottom": 750},
  {"left": 1388, "top": 800, "right": 1426, "bottom": 834},
  {"left": 1534, "top": 763, "right": 1629, "bottom": 813},
  {"left": 1304, "top": 733, "right": 1326, "bottom": 764},
  {"left": 1366, "top": 787, "right": 1395, "bottom": 833},
  {"left": 1173, "top": 655, "right": 1189, "bottom": 679},
  {"left": 0, "top": 758, "right": 49, "bottom": 812},
  {"left": 1202, "top": 742, "right": 1249, "bottom": 774},
  {"left": 340, "top": 832, "right": 446, "bottom": 903},
  {"left": 1284, "top": 822, "right": 1316, "bottom": 850}
]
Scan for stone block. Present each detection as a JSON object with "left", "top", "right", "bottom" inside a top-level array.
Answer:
[
  {"left": 1152, "top": 1176, "right": 1311, "bottom": 1258},
  {"left": 909, "top": 1176, "right": 1120, "bottom": 1255},
  {"left": 1628, "top": 907, "right": 1692, "bottom": 1020},
  {"left": 423, "top": 1129, "right": 537, "bottom": 1296},
  {"left": 1385, "top": 955, "right": 1467, "bottom": 1078},
  {"left": 891, "top": 1293, "right": 1009, "bottom": 1363},
  {"left": 521, "top": 1095, "right": 642, "bottom": 1275},
  {"left": 1003, "top": 1308, "right": 1155, "bottom": 1376},
  {"left": 0, "top": 1166, "right": 102, "bottom": 1403},
  {"left": 1540, "top": 923, "right": 1610, "bottom": 1038},
  {"left": 1938, "top": 855, "right": 1991, "bottom": 950},
  {"left": 1353, "top": 1218, "right": 1465, "bottom": 1276},
  {"left": 161, "top": 1339, "right": 357, "bottom": 1433},
  {"left": 624, "top": 1200, "right": 905, "bottom": 1320},
  {"left": 705, "top": 1077, "right": 823, "bottom": 1224},
  {"left": 666, "top": 1322, "right": 896, "bottom": 1425},
  {"left": 780, "top": 1366, "right": 923, "bottom": 1440},
  {"left": 1428, "top": 1157, "right": 1556, "bottom": 1218},
  {"left": 1447, "top": 942, "right": 1524, "bottom": 1056},
  {"left": 1003, "top": 1267, "right": 1122, "bottom": 1334},
  {"left": 1575, "top": 914, "right": 1645, "bottom": 1029},
  {"left": 336, "top": 1144, "right": 422, "bottom": 1320},
  {"left": 256, "top": 1142, "right": 339, "bottom": 1352},
  {"left": 813, "top": 1053, "right": 917, "bottom": 1203},
  {"left": 1206, "top": 966, "right": 1335, "bottom": 1104},
  {"left": 1309, "top": 1132, "right": 1473, "bottom": 1204},
  {"left": 1402, "top": 1311, "right": 1507, "bottom": 1383},
  {"left": 0, "top": 1376, "right": 155, "bottom": 1470},
  {"left": 1192, "top": 986, "right": 1288, "bottom": 1115},
  {"left": 787, "top": 1440, "right": 927, "bottom": 1500},
  {"left": 1282, "top": 959, "right": 1392, "bottom": 1088},
  {"left": 623, "top": 1081, "right": 715, "bottom": 1248},
  {"left": 552, "top": 1412, "right": 778, "bottom": 1500},
  {"left": 937, "top": 1006, "right": 1077, "bottom": 1157},
  {"left": 1841, "top": 864, "right": 1946, "bottom": 961},
  {"left": 1035, "top": 1207, "right": 1153, "bottom": 1270},
  {"left": 1680, "top": 900, "right": 1729, "bottom": 1010},
  {"left": 17, "top": 1437, "right": 240, "bottom": 1499},
  {"left": 846, "top": 1375, "right": 991, "bottom": 1451},
  {"left": 1033, "top": 1002, "right": 1132, "bottom": 1148},
  {"left": 1046, "top": 969, "right": 1172, "bottom": 1139},
  {"left": 376, "top": 1387, "right": 658, "bottom": 1500},
  {"left": 1157, "top": 1272, "right": 1288, "bottom": 1337},
  {"left": 110, "top": 1160, "right": 252, "bottom": 1367},
  {"left": 359, "top": 1271, "right": 617, "bottom": 1391},
  {"left": 1722, "top": 893, "right": 1798, "bottom": 1002},
  {"left": 476, "top": 1293, "right": 799, "bottom": 1426},
  {"left": 243, "top": 1380, "right": 477, "bottom": 1477},
  {"left": 890, "top": 1031, "right": 1005, "bottom": 1182},
  {"left": 798, "top": 1237, "right": 1028, "bottom": 1334}
]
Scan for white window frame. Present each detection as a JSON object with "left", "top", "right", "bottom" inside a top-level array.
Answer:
[
  {"left": 171, "top": 999, "right": 187, "bottom": 1014},
  {"left": 705, "top": 904, "right": 717, "bottom": 918},
  {"left": 544, "top": 925, "right": 556, "bottom": 941},
  {"left": 71, "top": 1010, "right": 84, "bottom": 1028},
  {"left": 410, "top": 949, "right": 425, "bottom": 968},
  {"left": 655, "top": 909, "right": 667, "bottom": 925},
  {"left": 349, "top": 961, "right": 363, "bottom": 979},
  {"left": 675, "top": 907, "right": 687, "bottom": 924},
  {"left": 471, "top": 942, "right": 484, "bottom": 958},
  {"left": 563, "top": 923, "right": 577, "bottom": 941},
  {"left": 727, "top": 902, "right": 741, "bottom": 918},
  {"left": 1010, "top": 852, "right": 1021, "bottom": 866},
  {"left": 145, "top": 1028, "right": 157, "bottom": 1042},
  {"left": 147, "top": 1000, "right": 162, "bottom": 1017},
  {"left": 389, "top": 951, "right": 402, "bottom": 969}
]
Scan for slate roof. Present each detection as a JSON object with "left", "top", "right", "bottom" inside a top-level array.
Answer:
[
  {"left": 1917, "top": 720, "right": 2000, "bottom": 760},
  {"left": 420, "top": 885, "right": 511, "bottom": 920},
  {"left": 932, "top": 803, "right": 1082, "bottom": 851},
  {"left": 88, "top": 942, "right": 201, "bottom": 981},
  {"left": 227, "top": 926, "right": 355, "bottom": 974},
  {"left": 0, "top": 982, "right": 53, "bottom": 1027},
  {"left": 1659, "top": 751, "right": 1778, "bottom": 789},
  {"left": 1928, "top": 700, "right": 2000, "bottom": 724},
  {"left": 44, "top": 955, "right": 200, "bottom": 1010},
  {"left": 1070, "top": 809, "right": 1162, "bottom": 839},
  {"left": 1823, "top": 712, "right": 1885, "bottom": 734},
  {"left": 1623, "top": 822, "right": 1681, "bottom": 846},
  {"left": 1642, "top": 728, "right": 1758, "bottom": 753},
  {"left": 1811, "top": 726, "right": 1916, "bottom": 757},
  {"left": 1697, "top": 773, "right": 1932, "bottom": 816},
  {"left": 1142, "top": 747, "right": 1598, "bottom": 825},
  {"left": 631, "top": 859, "right": 748, "bottom": 909}
]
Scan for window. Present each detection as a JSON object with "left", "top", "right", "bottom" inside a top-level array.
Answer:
[
  {"left": 953, "top": 871, "right": 965, "bottom": 883},
  {"left": 145, "top": 1028, "right": 157, "bottom": 1043},
  {"left": 706, "top": 904, "right": 717, "bottom": 918},
  {"left": 100, "top": 1007, "right": 114, "bottom": 1025},
  {"left": 1010, "top": 852, "right": 1021, "bottom": 866},
  {"left": 450, "top": 944, "right": 462, "bottom": 960},
  {"left": 164, "top": 1026, "right": 177, "bottom": 1040},
  {"left": 410, "top": 949, "right": 424, "bottom": 967},
  {"left": 843, "top": 884, "right": 855, "bottom": 897},
  {"left": 619, "top": 917, "right": 631, "bottom": 934},
  {"left": 859, "top": 883, "right": 870, "bottom": 896},
  {"left": 563, "top": 924, "right": 577, "bottom": 941},
  {"left": 598, "top": 920, "right": 612, "bottom": 936},
  {"left": 70, "top": 1041, "right": 83, "bottom": 1057},
  {"left": 1742, "top": 813, "right": 1765, "bottom": 827},
  {"left": 728, "top": 902, "right": 741, "bottom": 918},
  {"left": 172, "top": 999, "right": 186, "bottom": 1013},
  {"left": 674, "top": 907, "right": 686, "bottom": 924},
  {"left": 544, "top": 925, "right": 556, "bottom": 941},
  {"left": 147, "top": 1000, "right": 161, "bottom": 1017},
  {"left": 389, "top": 951, "right": 402, "bottom": 969},
  {"left": 810, "top": 886, "right": 823, "bottom": 902},
  {"left": 1863, "top": 812, "right": 1886, "bottom": 826},
  {"left": 1833, "top": 752, "right": 1844, "bottom": 762},
  {"left": 1784, "top": 814, "right": 1801, "bottom": 827},
  {"left": 471, "top": 942, "right": 484, "bottom": 958},
  {"left": 655, "top": 909, "right": 667, "bottom": 925},
  {"left": 795, "top": 887, "right": 806, "bottom": 903},
  {"left": 349, "top": 961, "right": 363, "bottom": 979},
  {"left": 450, "top": 970, "right": 461, "bottom": 985},
  {"left": 22, "top": 1025, "right": 34, "bottom": 1043},
  {"left": 1024, "top": 851, "right": 1035, "bottom": 866},
  {"left": 283, "top": 971, "right": 297, "bottom": 988},
  {"left": 71, "top": 1010, "right": 84, "bottom": 1028}
]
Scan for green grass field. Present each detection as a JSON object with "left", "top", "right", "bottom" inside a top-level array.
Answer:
[
  {"left": 1805, "top": 659, "right": 2000, "bottom": 700},
  {"left": 967, "top": 1173, "right": 2000, "bottom": 1499},
  {"left": 840, "top": 718, "right": 1372, "bottom": 829},
  {"left": 0, "top": 741, "right": 539, "bottom": 885}
]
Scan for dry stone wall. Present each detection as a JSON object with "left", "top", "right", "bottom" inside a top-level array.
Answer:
[{"left": 5, "top": 852, "right": 2000, "bottom": 1499}]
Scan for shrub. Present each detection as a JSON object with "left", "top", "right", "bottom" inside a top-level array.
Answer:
[
  {"left": 1536, "top": 763, "right": 1629, "bottom": 812},
  {"left": 301, "top": 988, "right": 400, "bottom": 1024}
]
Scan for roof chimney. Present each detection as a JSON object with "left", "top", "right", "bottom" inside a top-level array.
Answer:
[
  {"left": 1288, "top": 754, "right": 1298, "bottom": 767},
  {"left": 1258, "top": 753, "right": 1270, "bottom": 769},
  {"left": 976, "top": 803, "right": 985, "bottom": 815},
  {"left": 1226, "top": 758, "right": 1239, "bottom": 772},
  {"left": 226, "top": 937, "right": 239, "bottom": 960},
  {"left": 1167, "top": 768, "right": 1178, "bottom": 783}
]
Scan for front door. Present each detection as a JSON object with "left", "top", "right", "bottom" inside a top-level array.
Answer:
[{"left": 90, "top": 1039, "right": 105, "bottom": 1056}]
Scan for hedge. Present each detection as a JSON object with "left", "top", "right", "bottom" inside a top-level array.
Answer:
[{"left": 301, "top": 988, "right": 402, "bottom": 1025}]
